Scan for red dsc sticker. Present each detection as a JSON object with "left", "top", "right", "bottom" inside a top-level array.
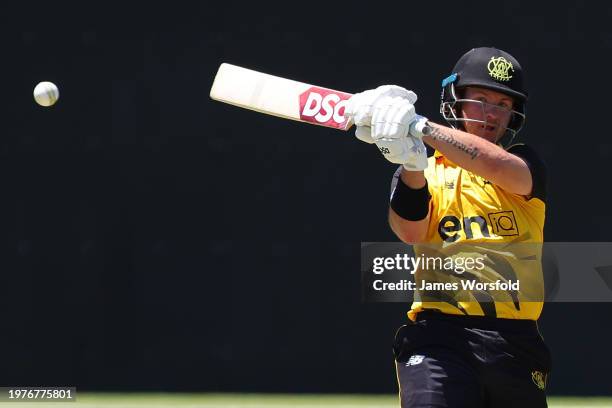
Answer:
[{"left": 299, "top": 87, "right": 352, "bottom": 129}]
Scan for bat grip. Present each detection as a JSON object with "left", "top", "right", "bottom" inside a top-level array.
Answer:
[{"left": 421, "top": 125, "right": 433, "bottom": 136}]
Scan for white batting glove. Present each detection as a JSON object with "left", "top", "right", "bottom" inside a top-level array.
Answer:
[
  {"left": 371, "top": 95, "right": 417, "bottom": 141},
  {"left": 370, "top": 95, "right": 428, "bottom": 171},
  {"left": 344, "top": 85, "right": 417, "bottom": 144},
  {"left": 375, "top": 134, "right": 428, "bottom": 170}
]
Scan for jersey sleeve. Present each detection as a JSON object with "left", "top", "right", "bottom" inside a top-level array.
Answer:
[{"left": 507, "top": 144, "right": 547, "bottom": 202}]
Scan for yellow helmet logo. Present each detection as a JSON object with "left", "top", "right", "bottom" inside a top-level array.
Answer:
[
  {"left": 487, "top": 56, "right": 514, "bottom": 81},
  {"left": 531, "top": 370, "right": 547, "bottom": 390}
]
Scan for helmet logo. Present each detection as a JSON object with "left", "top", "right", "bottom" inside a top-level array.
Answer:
[
  {"left": 487, "top": 57, "right": 514, "bottom": 81},
  {"left": 531, "top": 371, "right": 547, "bottom": 390}
]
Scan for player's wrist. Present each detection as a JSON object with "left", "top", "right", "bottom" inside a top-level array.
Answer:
[{"left": 399, "top": 169, "right": 426, "bottom": 188}]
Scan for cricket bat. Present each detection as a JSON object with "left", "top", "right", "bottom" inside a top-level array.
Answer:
[{"left": 209, "top": 63, "right": 353, "bottom": 130}]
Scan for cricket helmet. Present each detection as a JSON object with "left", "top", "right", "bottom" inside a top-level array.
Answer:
[{"left": 440, "top": 47, "right": 527, "bottom": 143}]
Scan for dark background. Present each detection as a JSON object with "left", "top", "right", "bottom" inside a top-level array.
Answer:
[{"left": 0, "top": 0, "right": 610, "bottom": 396}]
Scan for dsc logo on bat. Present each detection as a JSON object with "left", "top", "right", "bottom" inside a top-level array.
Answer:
[{"left": 299, "top": 87, "right": 352, "bottom": 129}]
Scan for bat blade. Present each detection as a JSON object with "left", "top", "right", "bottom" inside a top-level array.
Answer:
[{"left": 210, "top": 63, "right": 353, "bottom": 130}]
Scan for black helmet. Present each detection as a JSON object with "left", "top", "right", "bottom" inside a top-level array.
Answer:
[{"left": 440, "top": 47, "right": 527, "bottom": 143}]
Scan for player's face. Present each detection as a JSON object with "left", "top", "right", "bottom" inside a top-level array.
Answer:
[{"left": 460, "top": 87, "right": 515, "bottom": 142}]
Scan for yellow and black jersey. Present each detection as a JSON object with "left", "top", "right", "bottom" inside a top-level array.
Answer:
[{"left": 391, "top": 144, "right": 547, "bottom": 321}]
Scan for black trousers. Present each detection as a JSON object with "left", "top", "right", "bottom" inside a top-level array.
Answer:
[{"left": 393, "top": 312, "right": 552, "bottom": 408}]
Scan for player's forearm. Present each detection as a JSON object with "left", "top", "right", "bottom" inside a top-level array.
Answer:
[
  {"left": 421, "top": 122, "right": 532, "bottom": 194},
  {"left": 422, "top": 122, "right": 508, "bottom": 176},
  {"left": 389, "top": 209, "right": 430, "bottom": 244}
]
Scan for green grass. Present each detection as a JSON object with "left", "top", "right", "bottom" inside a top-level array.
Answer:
[{"left": 0, "top": 393, "right": 611, "bottom": 407}]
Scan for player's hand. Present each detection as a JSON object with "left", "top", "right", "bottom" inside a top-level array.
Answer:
[
  {"left": 345, "top": 85, "right": 416, "bottom": 143},
  {"left": 375, "top": 133, "right": 428, "bottom": 170},
  {"left": 371, "top": 95, "right": 417, "bottom": 140},
  {"left": 370, "top": 95, "right": 428, "bottom": 170}
]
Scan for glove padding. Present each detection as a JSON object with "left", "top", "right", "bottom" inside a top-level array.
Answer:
[
  {"left": 345, "top": 85, "right": 417, "bottom": 144},
  {"left": 371, "top": 95, "right": 428, "bottom": 170},
  {"left": 376, "top": 133, "right": 428, "bottom": 171},
  {"left": 371, "top": 95, "right": 417, "bottom": 141},
  {"left": 402, "top": 138, "right": 429, "bottom": 171},
  {"left": 347, "top": 87, "right": 428, "bottom": 170}
]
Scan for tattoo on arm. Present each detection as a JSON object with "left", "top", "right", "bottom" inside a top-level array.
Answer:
[{"left": 426, "top": 123, "right": 480, "bottom": 160}]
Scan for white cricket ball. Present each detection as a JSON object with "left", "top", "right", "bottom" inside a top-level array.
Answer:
[{"left": 33, "top": 81, "right": 60, "bottom": 107}]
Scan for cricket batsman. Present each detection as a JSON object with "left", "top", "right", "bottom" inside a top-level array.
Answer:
[{"left": 345, "top": 47, "right": 550, "bottom": 407}]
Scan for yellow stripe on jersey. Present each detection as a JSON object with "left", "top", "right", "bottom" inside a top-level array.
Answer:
[{"left": 408, "top": 149, "right": 546, "bottom": 321}]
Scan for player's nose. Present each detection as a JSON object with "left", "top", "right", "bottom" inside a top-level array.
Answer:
[
  {"left": 485, "top": 111, "right": 498, "bottom": 123},
  {"left": 484, "top": 106, "right": 502, "bottom": 122}
]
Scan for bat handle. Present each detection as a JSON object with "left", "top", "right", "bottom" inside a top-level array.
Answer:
[
  {"left": 421, "top": 125, "right": 433, "bottom": 136},
  {"left": 410, "top": 118, "right": 433, "bottom": 137}
]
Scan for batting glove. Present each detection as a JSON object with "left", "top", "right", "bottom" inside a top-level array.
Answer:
[
  {"left": 374, "top": 134, "right": 428, "bottom": 170},
  {"left": 344, "top": 85, "right": 417, "bottom": 144},
  {"left": 370, "top": 95, "right": 428, "bottom": 171}
]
